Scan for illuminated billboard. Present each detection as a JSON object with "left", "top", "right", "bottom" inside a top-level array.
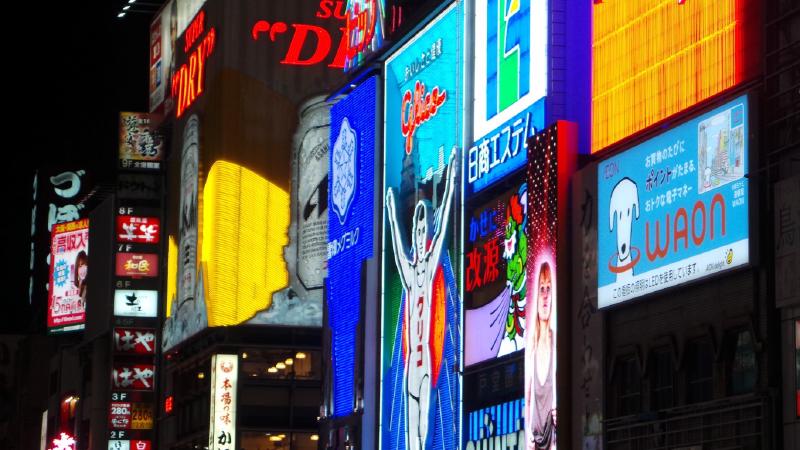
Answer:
[
  {"left": 524, "top": 123, "right": 569, "bottom": 449},
  {"left": 381, "top": 4, "right": 462, "bottom": 449},
  {"left": 113, "top": 328, "right": 157, "bottom": 355},
  {"left": 119, "top": 113, "right": 164, "bottom": 170},
  {"left": 465, "top": 399, "right": 524, "bottom": 450},
  {"left": 112, "top": 364, "right": 156, "bottom": 391},
  {"left": 327, "top": 76, "right": 376, "bottom": 417},
  {"left": 115, "top": 253, "right": 159, "bottom": 278},
  {"left": 114, "top": 290, "right": 159, "bottom": 318},
  {"left": 464, "top": 173, "right": 528, "bottom": 366},
  {"left": 117, "top": 216, "right": 161, "bottom": 244},
  {"left": 209, "top": 354, "right": 238, "bottom": 450},
  {"left": 597, "top": 95, "right": 750, "bottom": 308},
  {"left": 149, "top": 0, "right": 176, "bottom": 113},
  {"left": 344, "top": 0, "right": 385, "bottom": 71},
  {"left": 47, "top": 218, "right": 89, "bottom": 333},
  {"left": 592, "top": 0, "right": 759, "bottom": 153},
  {"left": 468, "top": 0, "right": 547, "bottom": 195}
]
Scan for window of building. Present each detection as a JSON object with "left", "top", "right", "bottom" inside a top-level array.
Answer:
[
  {"left": 728, "top": 329, "right": 757, "bottom": 395},
  {"left": 686, "top": 338, "right": 714, "bottom": 403},
  {"left": 616, "top": 355, "right": 641, "bottom": 416},
  {"left": 239, "top": 349, "right": 321, "bottom": 381},
  {"left": 650, "top": 347, "right": 674, "bottom": 411}
]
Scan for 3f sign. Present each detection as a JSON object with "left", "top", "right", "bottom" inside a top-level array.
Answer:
[{"left": 487, "top": 0, "right": 530, "bottom": 119}]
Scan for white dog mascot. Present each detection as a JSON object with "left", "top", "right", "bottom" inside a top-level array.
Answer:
[{"left": 609, "top": 178, "right": 640, "bottom": 281}]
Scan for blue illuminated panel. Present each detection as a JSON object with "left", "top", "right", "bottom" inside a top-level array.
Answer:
[{"left": 327, "top": 75, "right": 377, "bottom": 418}]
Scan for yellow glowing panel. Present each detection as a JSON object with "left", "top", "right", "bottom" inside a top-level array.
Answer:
[
  {"left": 166, "top": 236, "right": 178, "bottom": 318},
  {"left": 593, "top": 0, "right": 741, "bottom": 152},
  {"left": 202, "top": 160, "right": 290, "bottom": 326}
]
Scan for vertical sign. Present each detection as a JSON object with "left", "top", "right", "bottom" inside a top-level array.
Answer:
[
  {"left": 209, "top": 354, "right": 238, "bottom": 450},
  {"left": 525, "top": 123, "right": 572, "bottom": 449},
  {"left": 469, "top": 0, "right": 547, "bottom": 194},
  {"left": 381, "top": 3, "right": 462, "bottom": 449},
  {"left": 119, "top": 113, "right": 164, "bottom": 170},
  {"left": 327, "top": 76, "right": 377, "bottom": 417},
  {"left": 597, "top": 95, "right": 750, "bottom": 308},
  {"left": 48, "top": 218, "right": 89, "bottom": 333}
]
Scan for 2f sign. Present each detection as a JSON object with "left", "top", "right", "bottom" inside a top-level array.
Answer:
[{"left": 474, "top": 0, "right": 546, "bottom": 137}]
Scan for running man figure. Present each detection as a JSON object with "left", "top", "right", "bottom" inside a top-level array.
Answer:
[{"left": 385, "top": 148, "right": 457, "bottom": 450}]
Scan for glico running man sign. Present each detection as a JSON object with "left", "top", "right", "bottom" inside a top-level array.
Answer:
[
  {"left": 381, "top": 3, "right": 462, "bottom": 450},
  {"left": 598, "top": 95, "right": 750, "bottom": 308}
]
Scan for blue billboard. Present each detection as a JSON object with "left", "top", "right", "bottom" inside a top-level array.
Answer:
[
  {"left": 465, "top": 399, "right": 525, "bottom": 450},
  {"left": 467, "top": 0, "right": 548, "bottom": 195},
  {"left": 598, "top": 95, "right": 750, "bottom": 308},
  {"left": 381, "top": 3, "right": 462, "bottom": 449},
  {"left": 327, "top": 76, "right": 377, "bottom": 418}
]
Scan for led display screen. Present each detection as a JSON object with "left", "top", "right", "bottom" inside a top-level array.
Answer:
[
  {"left": 592, "top": 0, "right": 759, "bottom": 153},
  {"left": 327, "top": 76, "right": 377, "bottom": 417},
  {"left": 524, "top": 124, "right": 563, "bottom": 449},
  {"left": 47, "top": 218, "right": 89, "bottom": 333},
  {"left": 381, "top": 4, "right": 462, "bottom": 449},
  {"left": 468, "top": 0, "right": 547, "bottom": 194},
  {"left": 597, "top": 95, "right": 749, "bottom": 308},
  {"left": 464, "top": 172, "right": 528, "bottom": 366},
  {"left": 465, "top": 399, "right": 525, "bottom": 450}
]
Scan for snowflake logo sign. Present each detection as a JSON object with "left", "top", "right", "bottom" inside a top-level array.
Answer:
[{"left": 332, "top": 117, "right": 358, "bottom": 225}]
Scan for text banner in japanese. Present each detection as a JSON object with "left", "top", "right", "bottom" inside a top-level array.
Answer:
[
  {"left": 48, "top": 218, "right": 89, "bottom": 333},
  {"left": 209, "top": 354, "right": 237, "bottom": 450}
]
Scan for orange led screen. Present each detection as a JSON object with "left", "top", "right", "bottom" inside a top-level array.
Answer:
[{"left": 592, "top": 0, "right": 758, "bottom": 153}]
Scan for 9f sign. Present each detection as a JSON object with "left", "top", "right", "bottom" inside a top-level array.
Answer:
[{"left": 172, "top": 11, "right": 216, "bottom": 118}]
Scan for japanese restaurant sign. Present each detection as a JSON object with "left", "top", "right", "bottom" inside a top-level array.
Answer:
[
  {"left": 113, "top": 328, "right": 157, "bottom": 355},
  {"left": 115, "top": 253, "right": 159, "bottom": 278},
  {"left": 117, "top": 216, "right": 161, "bottom": 244},
  {"left": 112, "top": 364, "right": 156, "bottom": 391},
  {"left": 209, "top": 354, "right": 237, "bottom": 450}
]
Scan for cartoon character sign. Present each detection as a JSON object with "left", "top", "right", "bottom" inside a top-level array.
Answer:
[
  {"left": 381, "top": 4, "right": 462, "bottom": 450},
  {"left": 464, "top": 179, "right": 529, "bottom": 366},
  {"left": 598, "top": 96, "right": 750, "bottom": 307}
]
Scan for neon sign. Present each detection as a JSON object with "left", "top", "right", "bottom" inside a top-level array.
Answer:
[
  {"left": 251, "top": 1, "right": 348, "bottom": 69},
  {"left": 172, "top": 10, "right": 216, "bottom": 118},
  {"left": 400, "top": 81, "right": 447, "bottom": 154}
]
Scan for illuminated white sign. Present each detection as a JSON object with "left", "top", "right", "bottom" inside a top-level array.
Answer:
[
  {"left": 114, "top": 290, "right": 159, "bottom": 318},
  {"left": 209, "top": 354, "right": 237, "bottom": 450}
]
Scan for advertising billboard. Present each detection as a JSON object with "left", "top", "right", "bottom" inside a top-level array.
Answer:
[
  {"left": 592, "top": 0, "right": 759, "bottom": 152},
  {"left": 114, "top": 290, "right": 159, "bottom": 318},
  {"left": 119, "top": 113, "right": 164, "bottom": 170},
  {"left": 209, "top": 354, "right": 238, "bottom": 450},
  {"left": 524, "top": 124, "right": 566, "bottom": 449},
  {"left": 597, "top": 95, "right": 750, "bottom": 308},
  {"left": 465, "top": 399, "right": 525, "bottom": 450},
  {"left": 381, "top": 3, "right": 462, "bottom": 449},
  {"left": 149, "top": 0, "right": 175, "bottom": 113},
  {"left": 468, "top": 0, "right": 547, "bottom": 195},
  {"left": 327, "top": 76, "right": 376, "bottom": 418},
  {"left": 464, "top": 173, "right": 528, "bottom": 366},
  {"left": 47, "top": 218, "right": 89, "bottom": 333}
]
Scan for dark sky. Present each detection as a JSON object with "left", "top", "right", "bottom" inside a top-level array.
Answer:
[{"left": 2, "top": 2, "right": 159, "bottom": 333}]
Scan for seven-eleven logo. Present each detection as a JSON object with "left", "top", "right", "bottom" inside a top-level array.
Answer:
[{"left": 486, "top": 0, "right": 531, "bottom": 120}]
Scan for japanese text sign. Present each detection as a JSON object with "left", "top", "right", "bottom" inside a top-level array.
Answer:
[
  {"left": 112, "top": 364, "right": 156, "bottom": 391},
  {"left": 598, "top": 95, "right": 750, "bottom": 307},
  {"left": 209, "top": 354, "right": 237, "bottom": 450},
  {"left": 113, "top": 328, "right": 157, "bottom": 355},
  {"left": 48, "top": 218, "right": 89, "bottom": 333},
  {"left": 115, "top": 253, "right": 159, "bottom": 278},
  {"left": 117, "top": 216, "right": 161, "bottom": 244}
]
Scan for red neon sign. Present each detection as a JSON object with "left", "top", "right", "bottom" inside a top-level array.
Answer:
[
  {"left": 164, "top": 395, "right": 174, "bottom": 414},
  {"left": 172, "top": 10, "right": 216, "bottom": 118},
  {"left": 400, "top": 81, "right": 447, "bottom": 154},
  {"left": 250, "top": 0, "right": 348, "bottom": 69},
  {"left": 345, "top": 0, "right": 378, "bottom": 58}
]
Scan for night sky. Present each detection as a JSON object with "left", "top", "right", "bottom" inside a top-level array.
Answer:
[{"left": 3, "top": 2, "right": 157, "bottom": 333}]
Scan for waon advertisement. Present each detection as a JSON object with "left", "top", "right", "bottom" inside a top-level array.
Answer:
[
  {"left": 381, "top": 3, "right": 463, "bottom": 450},
  {"left": 597, "top": 95, "right": 750, "bottom": 308},
  {"left": 48, "top": 218, "right": 89, "bottom": 333}
]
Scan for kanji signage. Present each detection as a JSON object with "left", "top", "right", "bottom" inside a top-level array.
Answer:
[
  {"left": 48, "top": 218, "right": 89, "bottom": 333},
  {"left": 119, "top": 112, "right": 164, "bottom": 170},
  {"left": 113, "top": 328, "right": 157, "bottom": 355},
  {"left": 114, "top": 290, "right": 159, "bottom": 318},
  {"left": 112, "top": 364, "right": 156, "bottom": 391},
  {"left": 117, "top": 216, "right": 161, "bottom": 244},
  {"left": 115, "top": 253, "right": 159, "bottom": 278},
  {"left": 209, "top": 354, "right": 238, "bottom": 450}
]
